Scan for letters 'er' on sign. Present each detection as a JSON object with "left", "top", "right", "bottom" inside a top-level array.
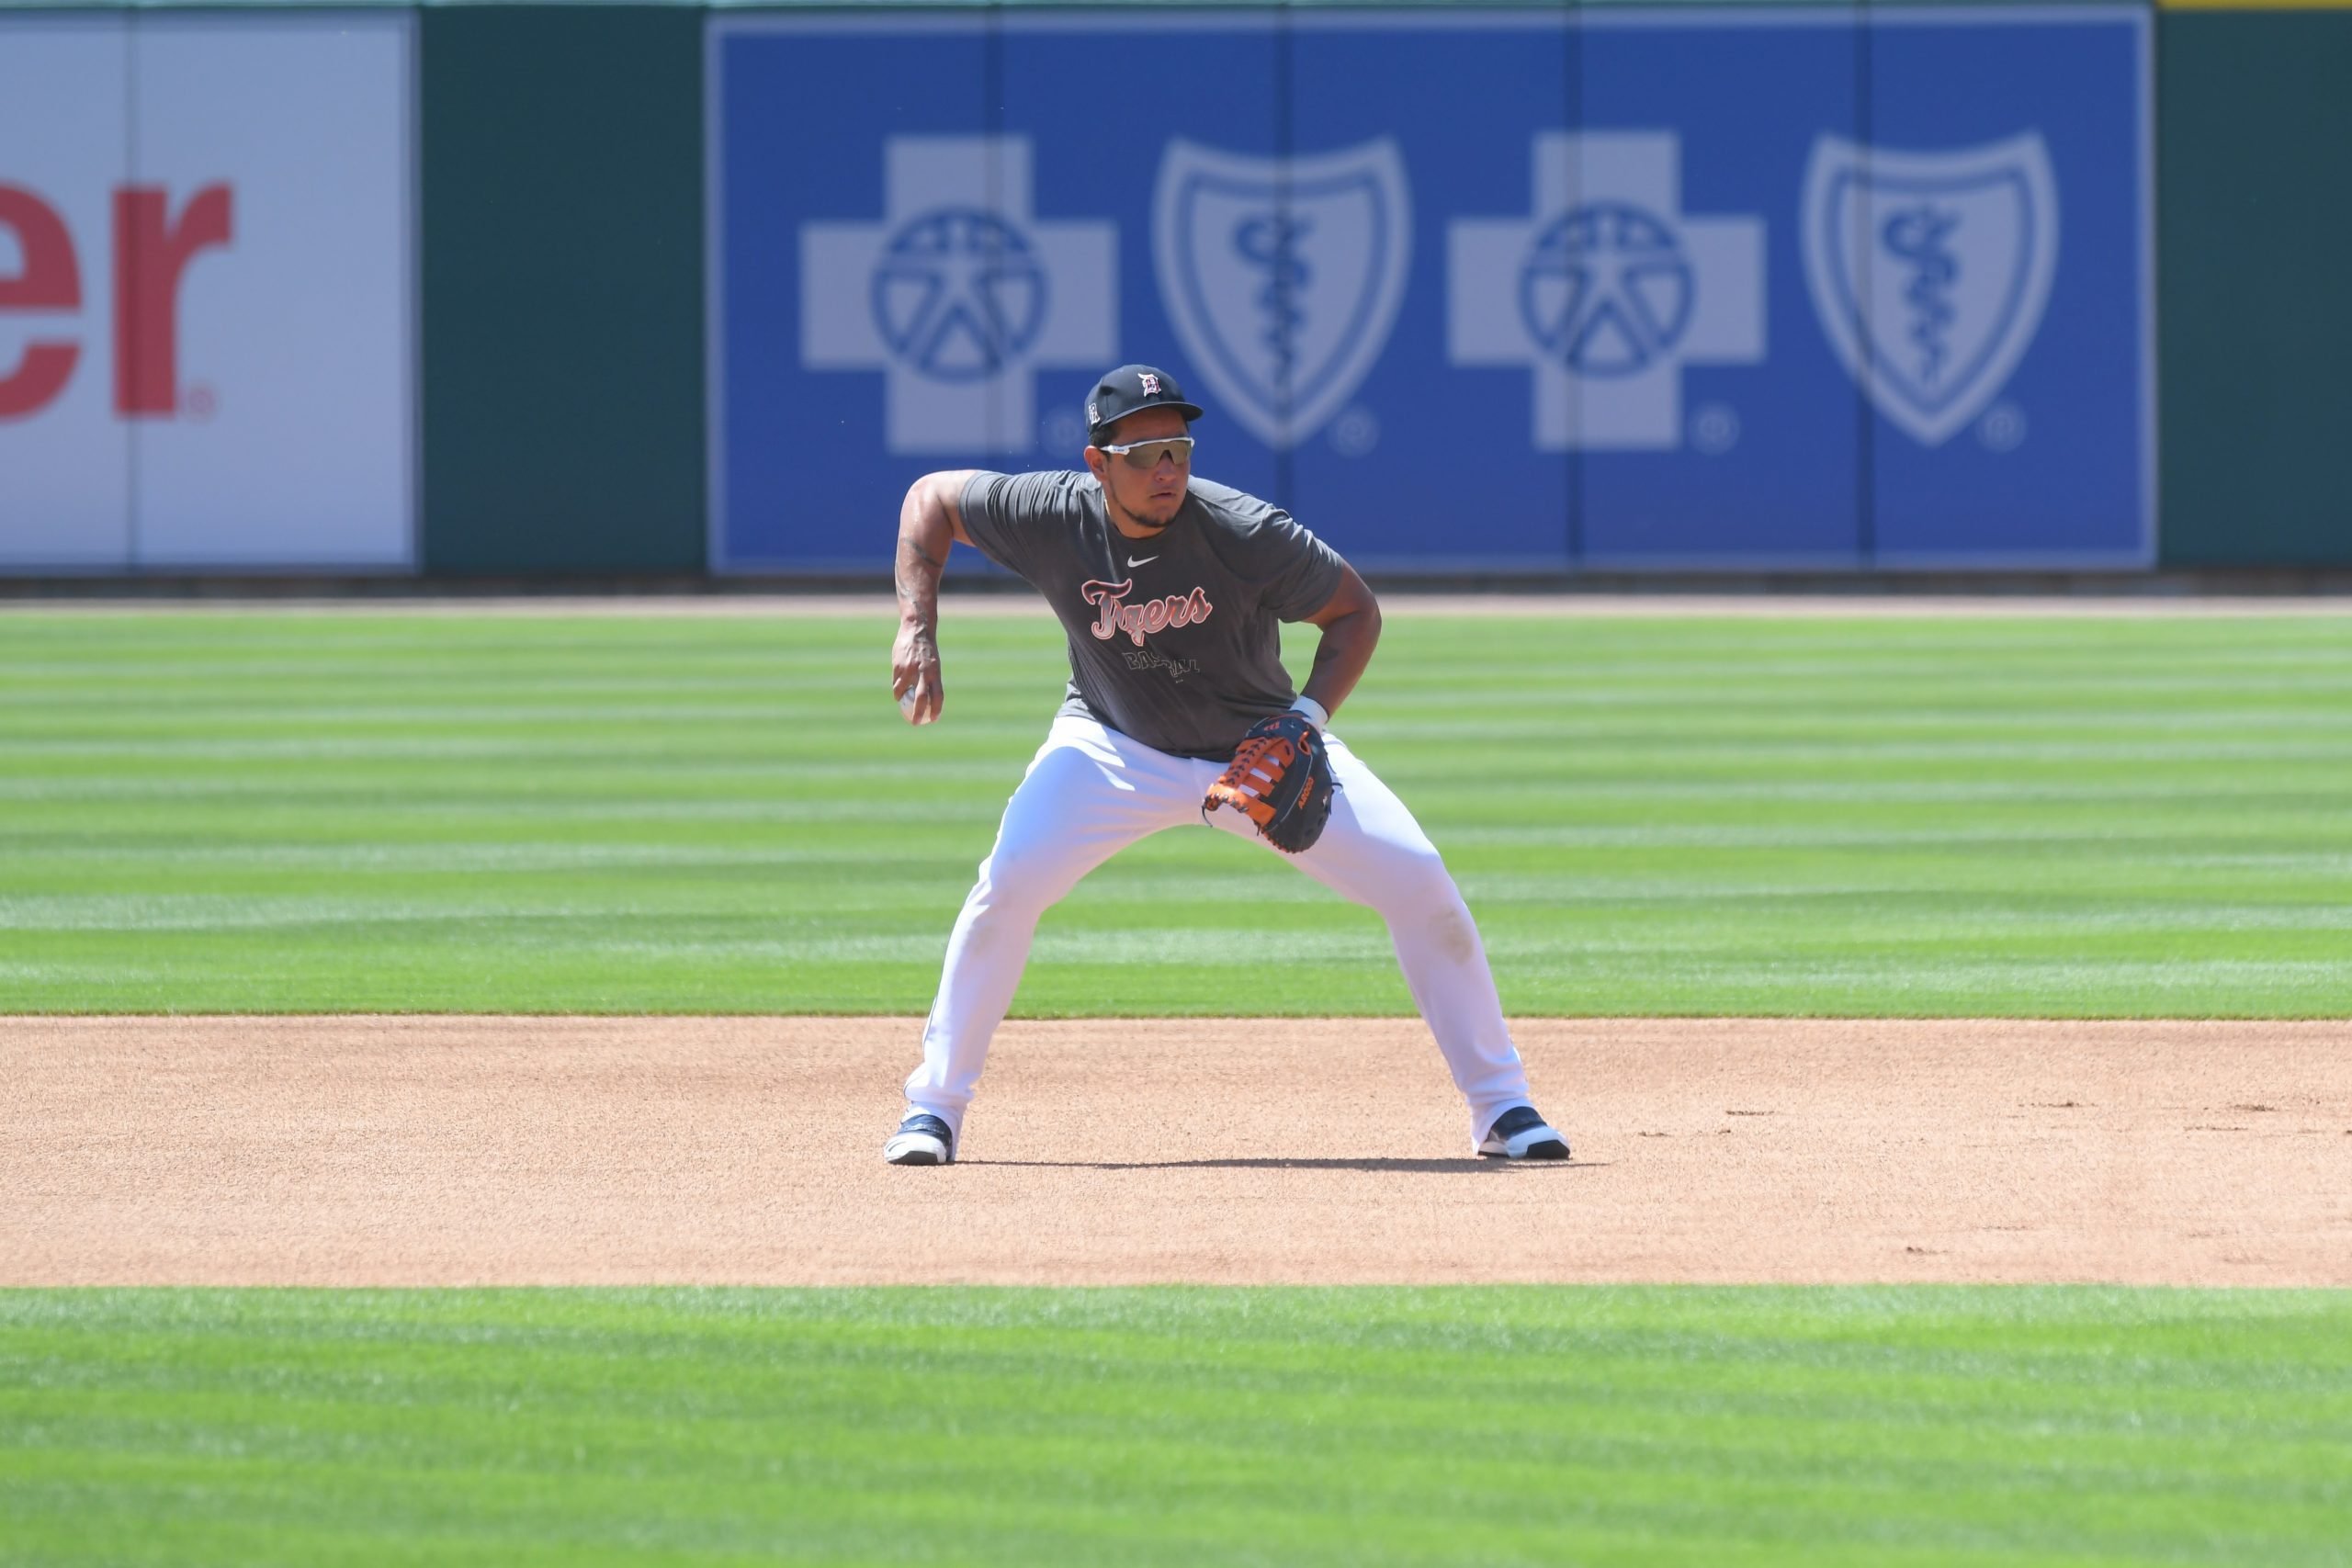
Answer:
[{"left": 0, "top": 182, "right": 233, "bottom": 421}]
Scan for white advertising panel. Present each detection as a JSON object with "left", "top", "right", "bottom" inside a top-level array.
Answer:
[
  {"left": 0, "top": 21, "right": 132, "bottom": 567},
  {"left": 0, "top": 14, "right": 414, "bottom": 571}
]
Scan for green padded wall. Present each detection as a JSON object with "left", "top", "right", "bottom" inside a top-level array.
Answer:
[
  {"left": 2159, "top": 8, "right": 2352, "bottom": 567},
  {"left": 421, "top": 5, "right": 705, "bottom": 575}
]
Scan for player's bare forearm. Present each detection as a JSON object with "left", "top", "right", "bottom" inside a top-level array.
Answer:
[
  {"left": 891, "top": 471, "right": 976, "bottom": 725},
  {"left": 894, "top": 472, "right": 970, "bottom": 632},
  {"left": 1299, "top": 564, "right": 1382, "bottom": 719},
  {"left": 1301, "top": 609, "right": 1379, "bottom": 717},
  {"left": 895, "top": 520, "right": 946, "bottom": 635}
]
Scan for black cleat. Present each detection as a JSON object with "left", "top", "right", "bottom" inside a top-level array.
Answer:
[
  {"left": 883, "top": 1111, "right": 955, "bottom": 1166},
  {"left": 1477, "top": 1104, "right": 1571, "bottom": 1161}
]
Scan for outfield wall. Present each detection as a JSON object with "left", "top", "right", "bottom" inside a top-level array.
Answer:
[
  {"left": 2157, "top": 4, "right": 2352, "bottom": 570},
  {"left": 420, "top": 4, "right": 706, "bottom": 577},
  {"left": 711, "top": 6, "right": 2152, "bottom": 575},
  {"left": 0, "top": 10, "right": 416, "bottom": 573},
  {"left": 2, "top": 2, "right": 2347, "bottom": 578}
]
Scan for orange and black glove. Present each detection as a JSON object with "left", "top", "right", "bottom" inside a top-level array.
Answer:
[{"left": 1202, "top": 713, "right": 1339, "bottom": 854}]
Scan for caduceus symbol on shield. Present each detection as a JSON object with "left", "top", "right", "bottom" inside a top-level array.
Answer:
[
  {"left": 1153, "top": 138, "right": 1413, "bottom": 450},
  {"left": 1233, "top": 210, "right": 1314, "bottom": 404}
]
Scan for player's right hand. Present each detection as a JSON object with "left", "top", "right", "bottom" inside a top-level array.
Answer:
[{"left": 891, "top": 622, "right": 944, "bottom": 727}]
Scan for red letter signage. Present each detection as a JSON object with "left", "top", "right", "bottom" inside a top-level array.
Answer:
[
  {"left": 113, "top": 183, "right": 232, "bottom": 416},
  {"left": 0, "top": 185, "right": 83, "bottom": 420}
]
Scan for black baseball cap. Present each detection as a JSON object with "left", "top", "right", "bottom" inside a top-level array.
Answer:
[{"left": 1085, "top": 364, "right": 1204, "bottom": 446}]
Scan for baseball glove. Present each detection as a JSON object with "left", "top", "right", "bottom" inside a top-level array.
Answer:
[{"left": 1203, "top": 713, "right": 1338, "bottom": 854}]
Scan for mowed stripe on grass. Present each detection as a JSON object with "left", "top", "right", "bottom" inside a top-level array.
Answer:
[
  {"left": 2, "top": 610, "right": 2348, "bottom": 1015},
  {"left": 2, "top": 1287, "right": 2346, "bottom": 1566}
]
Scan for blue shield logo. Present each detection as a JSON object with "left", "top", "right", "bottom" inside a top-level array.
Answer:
[
  {"left": 1802, "top": 133, "right": 2059, "bottom": 446},
  {"left": 1153, "top": 138, "right": 1412, "bottom": 449}
]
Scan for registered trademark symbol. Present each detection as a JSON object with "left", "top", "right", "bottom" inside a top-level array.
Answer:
[
  {"left": 1690, "top": 402, "right": 1740, "bottom": 455},
  {"left": 1328, "top": 406, "right": 1380, "bottom": 457},
  {"left": 185, "top": 384, "right": 219, "bottom": 422},
  {"left": 1977, "top": 402, "right": 2026, "bottom": 453}
]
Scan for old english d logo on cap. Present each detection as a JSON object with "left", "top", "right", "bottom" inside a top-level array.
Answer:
[{"left": 1088, "top": 364, "right": 1204, "bottom": 439}]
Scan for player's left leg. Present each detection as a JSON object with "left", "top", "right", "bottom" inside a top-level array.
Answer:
[{"left": 1199, "top": 733, "right": 1546, "bottom": 1150}]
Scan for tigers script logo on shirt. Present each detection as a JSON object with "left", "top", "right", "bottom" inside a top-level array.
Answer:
[{"left": 1080, "top": 578, "right": 1215, "bottom": 647}]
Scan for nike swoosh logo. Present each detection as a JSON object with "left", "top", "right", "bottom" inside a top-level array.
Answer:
[{"left": 1126, "top": 555, "right": 1159, "bottom": 569}]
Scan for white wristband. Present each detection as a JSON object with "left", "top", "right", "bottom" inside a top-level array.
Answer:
[{"left": 1286, "top": 695, "right": 1330, "bottom": 729}]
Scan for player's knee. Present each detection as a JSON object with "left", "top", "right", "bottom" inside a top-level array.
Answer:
[
  {"left": 1365, "top": 844, "right": 1461, "bottom": 915},
  {"left": 1404, "top": 842, "right": 1459, "bottom": 897},
  {"left": 974, "top": 841, "right": 1081, "bottom": 913}
]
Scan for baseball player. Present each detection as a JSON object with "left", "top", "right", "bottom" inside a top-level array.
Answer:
[{"left": 883, "top": 364, "right": 1569, "bottom": 1167}]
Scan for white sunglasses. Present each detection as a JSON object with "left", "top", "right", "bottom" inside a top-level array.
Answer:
[{"left": 1096, "top": 435, "right": 1195, "bottom": 470}]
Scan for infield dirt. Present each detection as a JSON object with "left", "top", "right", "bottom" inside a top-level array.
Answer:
[{"left": 7, "top": 1017, "right": 2348, "bottom": 1288}]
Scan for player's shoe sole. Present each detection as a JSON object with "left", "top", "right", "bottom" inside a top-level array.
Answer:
[
  {"left": 1477, "top": 1105, "right": 1571, "bottom": 1161},
  {"left": 884, "top": 1112, "right": 955, "bottom": 1166}
]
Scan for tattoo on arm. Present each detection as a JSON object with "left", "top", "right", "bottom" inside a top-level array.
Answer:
[
  {"left": 896, "top": 478, "right": 955, "bottom": 633},
  {"left": 896, "top": 531, "right": 944, "bottom": 631}
]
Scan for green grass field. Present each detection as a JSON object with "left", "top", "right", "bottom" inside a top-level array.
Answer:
[
  {"left": 4, "top": 1287, "right": 2348, "bottom": 1566},
  {"left": 5, "top": 606, "right": 2348, "bottom": 1563},
  {"left": 2, "top": 609, "right": 2349, "bottom": 1015}
]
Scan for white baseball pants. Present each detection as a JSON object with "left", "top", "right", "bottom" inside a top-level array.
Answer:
[{"left": 903, "top": 714, "right": 1537, "bottom": 1150}]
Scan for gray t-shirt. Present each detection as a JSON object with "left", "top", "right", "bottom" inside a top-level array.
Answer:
[{"left": 958, "top": 469, "right": 1345, "bottom": 760}]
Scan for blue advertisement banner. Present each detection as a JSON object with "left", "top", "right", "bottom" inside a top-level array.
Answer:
[{"left": 708, "top": 7, "right": 2151, "bottom": 573}]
